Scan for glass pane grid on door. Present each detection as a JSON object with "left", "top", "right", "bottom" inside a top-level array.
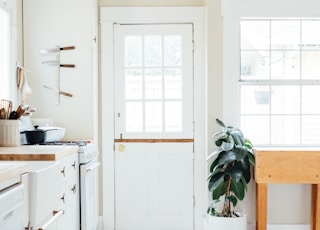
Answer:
[{"left": 124, "top": 34, "right": 183, "bottom": 134}]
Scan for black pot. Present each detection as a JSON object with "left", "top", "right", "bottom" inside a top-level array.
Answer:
[{"left": 21, "top": 126, "right": 51, "bottom": 144}]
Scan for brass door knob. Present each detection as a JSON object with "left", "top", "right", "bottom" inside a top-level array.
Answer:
[{"left": 117, "top": 144, "right": 125, "bottom": 152}]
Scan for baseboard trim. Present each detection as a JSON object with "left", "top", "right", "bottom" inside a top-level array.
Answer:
[{"left": 247, "top": 224, "right": 309, "bottom": 230}]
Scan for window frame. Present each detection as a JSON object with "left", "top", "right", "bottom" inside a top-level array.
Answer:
[
  {"left": 222, "top": 0, "right": 320, "bottom": 147},
  {"left": 0, "top": 0, "right": 17, "bottom": 102}
]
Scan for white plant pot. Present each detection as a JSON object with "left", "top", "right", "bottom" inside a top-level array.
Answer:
[{"left": 205, "top": 214, "right": 247, "bottom": 230}]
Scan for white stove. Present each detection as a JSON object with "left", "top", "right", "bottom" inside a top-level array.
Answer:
[{"left": 78, "top": 143, "right": 99, "bottom": 164}]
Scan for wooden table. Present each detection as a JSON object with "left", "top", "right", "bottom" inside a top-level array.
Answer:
[{"left": 255, "top": 148, "right": 320, "bottom": 230}]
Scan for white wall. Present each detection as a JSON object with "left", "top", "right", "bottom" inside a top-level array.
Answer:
[{"left": 23, "top": 0, "right": 97, "bottom": 140}]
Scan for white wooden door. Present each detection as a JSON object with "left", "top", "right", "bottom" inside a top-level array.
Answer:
[{"left": 114, "top": 24, "right": 194, "bottom": 230}]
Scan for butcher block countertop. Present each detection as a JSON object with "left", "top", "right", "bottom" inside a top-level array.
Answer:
[
  {"left": 0, "top": 162, "right": 28, "bottom": 183},
  {"left": 0, "top": 145, "right": 78, "bottom": 161}
]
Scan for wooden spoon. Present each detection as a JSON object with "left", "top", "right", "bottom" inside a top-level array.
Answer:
[{"left": 0, "top": 108, "right": 6, "bottom": 119}]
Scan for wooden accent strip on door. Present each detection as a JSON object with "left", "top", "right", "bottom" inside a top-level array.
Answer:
[{"left": 114, "top": 139, "right": 194, "bottom": 143}]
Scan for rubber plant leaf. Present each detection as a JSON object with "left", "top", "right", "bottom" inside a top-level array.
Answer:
[
  {"left": 206, "top": 147, "right": 223, "bottom": 162},
  {"left": 228, "top": 164, "right": 242, "bottom": 182},
  {"left": 247, "top": 152, "right": 255, "bottom": 166},
  {"left": 212, "top": 182, "right": 226, "bottom": 200},
  {"left": 218, "top": 150, "right": 236, "bottom": 165},
  {"left": 221, "top": 141, "right": 234, "bottom": 151},
  {"left": 230, "top": 179, "right": 245, "bottom": 200},
  {"left": 216, "top": 118, "right": 226, "bottom": 127},
  {"left": 240, "top": 175, "right": 248, "bottom": 192},
  {"left": 207, "top": 167, "right": 225, "bottom": 181},
  {"left": 208, "top": 171, "right": 225, "bottom": 192},
  {"left": 227, "top": 195, "right": 238, "bottom": 207},
  {"left": 234, "top": 145, "right": 248, "bottom": 161}
]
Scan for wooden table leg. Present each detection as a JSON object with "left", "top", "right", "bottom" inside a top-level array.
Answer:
[
  {"left": 256, "top": 183, "right": 267, "bottom": 230},
  {"left": 311, "top": 184, "right": 320, "bottom": 230}
]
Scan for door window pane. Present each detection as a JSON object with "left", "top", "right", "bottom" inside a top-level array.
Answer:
[
  {"left": 164, "top": 69, "right": 182, "bottom": 99},
  {"left": 145, "top": 68, "right": 162, "bottom": 99},
  {"left": 145, "top": 102, "right": 163, "bottom": 132},
  {"left": 126, "top": 102, "right": 143, "bottom": 132},
  {"left": 125, "top": 36, "right": 142, "bottom": 67},
  {"left": 145, "top": 36, "right": 162, "bottom": 66},
  {"left": 125, "top": 69, "right": 143, "bottom": 99},
  {"left": 165, "top": 101, "right": 182, "bottom": 132},
  {"left": 164, "top": 36, "right": 182, "bottom": 66}
]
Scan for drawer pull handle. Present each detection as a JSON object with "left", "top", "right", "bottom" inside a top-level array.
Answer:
[
  {"left": 61, "top": 166, "right": 65, "bottom": 177},
  {"left": 72, "top": 161, "right": 76, "bottom": 169},
  {"left": 38, "top": 210, "right": 64, "bottom": 230},
  {"left": 61, "top": 193, "right": 65, "bottom": 203},
  {"left": 71, "top": 184, "right": 76, "bottom": 194}
]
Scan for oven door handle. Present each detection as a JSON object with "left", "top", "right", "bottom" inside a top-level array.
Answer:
[
  {"left": 86, "top": 162, "right": 100, "bottom": 173},
  {"left": 38, "top": 210, "right": 64, "bottom": 230}
]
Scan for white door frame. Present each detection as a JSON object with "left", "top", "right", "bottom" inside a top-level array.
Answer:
[{"left": 100, "top": 7, "right": 206, "bottom": 230}]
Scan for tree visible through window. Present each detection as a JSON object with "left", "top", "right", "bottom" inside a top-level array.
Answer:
[{"left": 240, "top": 19, "right": 320, "bottom": 146}]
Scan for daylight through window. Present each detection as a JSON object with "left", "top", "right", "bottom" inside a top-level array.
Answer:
[{"left": 240, "top": 19, "right": 320, "bottom": 146}]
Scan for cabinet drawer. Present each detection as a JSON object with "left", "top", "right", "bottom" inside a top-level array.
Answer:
[{"left": 59, "top": 153, "right": 78, "bottom": 183}]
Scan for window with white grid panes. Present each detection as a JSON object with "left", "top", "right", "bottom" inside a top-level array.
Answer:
[
  {"left": 240, "top": 19, "right": 320, "bottom": 146},
  {"left": 0, "top": 5, "right": 11, "bottom": 99}
]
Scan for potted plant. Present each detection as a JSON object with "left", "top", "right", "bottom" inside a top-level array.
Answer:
[{"left": 206, "top": 118, "right": 255, "bottom": 230}]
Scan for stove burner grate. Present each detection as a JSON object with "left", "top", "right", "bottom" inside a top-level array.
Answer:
[{"left": 41, "top": 141, "right": 88, "bottom": 147}]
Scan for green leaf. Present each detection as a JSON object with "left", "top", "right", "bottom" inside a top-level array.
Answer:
[
  {"left": 227, "top": 195, "right": 238, "bottom": 207},
  {"left": 208, "top": 172, "right": 225, "bottom": 192},
  {"left": 221, "top": 141, "right": 234, "bottom": 151},
  {"left": 244, "top": 138, "right": 253, "bottom": 149},
  {"left": 212, "top": 182, "right": 226, "bottom": 200},
  {"left": 228, "top": 164, "right": 242, "bottom": 182},
  {"left": 209, "top": 154, "right": 224, "bottom": 173},
  {"left": 230, "top": 130, "right": 244, "bottom": 145},
  {"left": 218, "top": 151, "right": 236, "bottom": 165},
  {"left": 234, "top": 145, "right": 248, "bottom": 160},
  {"left": 207, "top": 167, "right": 225, "bottom": 181},
  {"left": 230, "top": 180, "right": 245, "bottom": 200},
  {"left": 242, "top": 167, "right": 251, "bottom": 183},
  {"left": 247, "top": 152, "right": 255, "bottom": 166},
  {"left": 240, "top": 175, "right": 248, "bottom": 192},
  {"left": 216, "top": 118, "right": 226, "bottom": 128},
  {"left": 240, "top": 156, "right": 250, "bottom": 170},
  {"left": 206, "top": 148, "right": 223, "bottom": 162}
]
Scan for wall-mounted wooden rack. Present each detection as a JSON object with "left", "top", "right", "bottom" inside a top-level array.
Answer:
[{"left": 40, "top": 46, "right": 75, "bottom": 105}]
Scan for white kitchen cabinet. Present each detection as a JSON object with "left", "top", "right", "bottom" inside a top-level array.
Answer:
[{"left": 57, "top": 153, "right": 79, "bottom": 230}]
